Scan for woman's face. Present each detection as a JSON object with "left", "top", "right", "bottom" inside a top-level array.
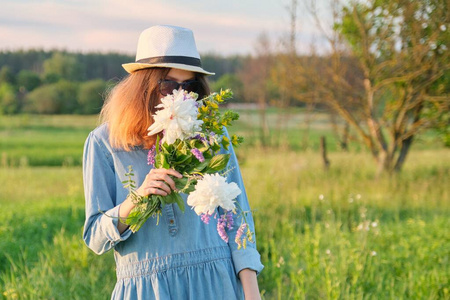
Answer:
[
  {"left": 166, "top": 68, "right": 195, "bottom": 83},
  {"left": 157, "top": 68, "right": 197, "bottom": 96}
]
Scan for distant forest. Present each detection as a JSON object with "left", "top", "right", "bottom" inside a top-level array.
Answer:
[{"left": 0, "top": 50, "right": 248, "bottom": 114}]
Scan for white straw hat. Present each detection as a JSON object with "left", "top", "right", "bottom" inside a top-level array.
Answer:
[{"left": 122, "top": 25, "right": 214, "bottom": 75}]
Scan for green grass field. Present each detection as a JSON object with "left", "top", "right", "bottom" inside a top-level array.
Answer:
[{"left": 0, "top": 114, "right": 449, "bottom": 299}]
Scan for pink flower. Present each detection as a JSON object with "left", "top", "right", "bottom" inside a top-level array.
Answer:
[
  {"left": 147, "top": 145, "right": 156, "bottom": 166},
  {"left": 226, "top": 211, "right": 234, "bottom": 230},
  {"left": 200, "top": 213, "right": 211, "bottom": 224},
  {"left": 217, "top": 214, "right": 228, "bottom": 243}
]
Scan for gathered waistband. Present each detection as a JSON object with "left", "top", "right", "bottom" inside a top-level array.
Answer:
[{"left": 116, "top": 246, "right": 232, "bottom": 279}]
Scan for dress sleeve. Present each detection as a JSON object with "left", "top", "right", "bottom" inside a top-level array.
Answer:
[
  {"left": 220, "top": 128, "right": 264, "bottom": 276},
  {"left": 82, "top": 131, "right": 132, "bottom": 255}
]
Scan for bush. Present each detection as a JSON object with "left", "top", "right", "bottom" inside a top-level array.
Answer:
[
  {"left": 43, "top": 52, "right": 84, "bottom": 81},
  {"left": 211, "top": 73, "right": 244, "bottom": 102},
  {"left": 0, "top": 66, "right": 15, "bottom": 85},
  {"left": 17, "top": 70, "right": 41, "bottom": 92},
  {"left": 0, "top": 82, "right": 18, "bottom": 114},
  {"left": 24, "top": 81, "right": 79, "bottom": 114},
  {"left": 78, "top": 79, "right": 107, "bottom": 114}
]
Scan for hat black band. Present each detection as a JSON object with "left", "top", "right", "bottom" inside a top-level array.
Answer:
[{"left": 136, "top": 56, "right": 202, "bottom": 67}]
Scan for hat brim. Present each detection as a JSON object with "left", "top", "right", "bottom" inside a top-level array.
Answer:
[{"left": 122, "top": 62, "right": 215, "bottom": 76}]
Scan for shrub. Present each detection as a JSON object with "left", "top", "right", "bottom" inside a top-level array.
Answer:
[{"left": 24, "top": 80, "right": 79, "bottom": 114}]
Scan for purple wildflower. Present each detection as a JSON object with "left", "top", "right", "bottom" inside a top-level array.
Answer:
[
  {"left": 192, "top": 134, "right": 207, "bottom": 143},
  {"left": 147, "top": 145, "right": 156, "bottom": 166},
  {"left": 217, "top": 214, "right": 229, "bottom": 243},
  {"left": 200, "top": 213, "right": 211, "bottom": 224},
  {"left": 191, "top": 148, "right": 205, "bottom": 162}
]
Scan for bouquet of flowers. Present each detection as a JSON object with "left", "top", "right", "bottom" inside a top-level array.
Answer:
[{"left": 122, "top": 89, "right": 253, "bottom": 249}]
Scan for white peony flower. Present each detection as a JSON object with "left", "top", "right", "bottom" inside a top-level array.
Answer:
[
  {"left": 147, "top": 90, "right": 203, "bottom": 144},
  {"left": 187, "top": 173, "right": 241, "bottom": 215}
]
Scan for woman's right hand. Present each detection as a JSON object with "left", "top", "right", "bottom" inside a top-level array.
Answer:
[
  {"left": 118, "top": 168, "right": 182, "bottom": 233},
  {"left": 136, "top": 168, "right": 183, "bottom": 197}
]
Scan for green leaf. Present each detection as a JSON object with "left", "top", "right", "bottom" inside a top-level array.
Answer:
[
  {"left": 174, "top": 193, "right": 185, "bottom": 213},
  {"left": 126, "top": 210, "right": 140, "bottom": 222},
  {"left": 163, "top": 191, "right": 179, "bottom": 204},
  {"left": 155, "top": 153, "right": 163, "bottom": 168},
  {"left": 191, "top": 158, "right": 211, "bottom": 173},
  {"left": 161, "top": 153, "right": 170, "bottom": 169},
  {"left": 172, "top": 154, "right": 191, "bottom": 165},
  {"left": 155, "top": 135, "right": 160, "bottom": 153},
  {"left": 205, "top": 154, "right": 230, "bottom": 173},
  {"left": 211, "top": 143, "right": 221, "bottom": 152},
  {"left": 161, "top": 143, "right": 173, "bottom": 155},
  {"left": 174, "top": 177, "right": 190, "bottom": 191},
  {"left": 182, "top": 184, "right": 196, "bottom": 194},
  {"left": 221, "top": 136, "right": 230, "bottom": 150}
]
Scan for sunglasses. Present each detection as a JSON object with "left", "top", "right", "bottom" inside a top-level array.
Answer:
[{"left": 158, "top": 79, "right": 201, "bottom": 96}]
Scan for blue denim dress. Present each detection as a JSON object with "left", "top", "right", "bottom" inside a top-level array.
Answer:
[{"left": 82, "top": 124, "right": 264, "bottom": 300}]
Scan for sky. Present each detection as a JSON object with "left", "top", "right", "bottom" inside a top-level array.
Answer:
[{"left": 0, "top": 0, "right": 333, "bottom": 57}]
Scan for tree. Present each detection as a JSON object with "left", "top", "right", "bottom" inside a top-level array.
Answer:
[
  {"left": 24, "top": 80, "right": 79, "bottom": 114},
  {"left": 17, "top": 70, "right": 41, "bottom": 92},
  {"left": 201, "top": 54, "right": 245, "bottom": 81},
  {"left": 78, "top": 79, "right": 107, "bottom": 114},
  {"left": 0, "top": 82, "right": 18, "bottom": 114},
  {"left": 271, "top": 0, "right": 322, "bottom": 149},
  {"left": 239, "top": 33, "right": 276, "bottom": 146},
  {"left": 211, "top": 74, "right": 244, "bottom": 102},
  {"left": 0, "top": 66, "right": 15, "bottom": 85},
  {"left": 301, "top": 0, "right": 449, "bottom": 174},
  {"left": 43, "top": 52, "right": 83, "bottom": 81}
]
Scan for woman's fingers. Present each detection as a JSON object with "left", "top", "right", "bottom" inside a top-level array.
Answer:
[
  {"left": 138, "top": 168, "right": 183, "bottom": 196},
  {"left": 149, "top": 168, "right": 182, "bottom": 190},
  {"left": 137, "top": 180, "right": 170, "bottom": 197},
  {"left": 151, "top": 180, "right": 172, "bottom": 194},
  {"left": 152, "top": 173, "right": 177, "bottom": 190},
  {"left": 151, "top": 168, "right": 182, "bottom": 178},
  {"left": 144, "top": 187, "right": 168, "bottom": 197}
]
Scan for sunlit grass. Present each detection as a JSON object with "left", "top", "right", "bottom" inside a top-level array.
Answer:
[
  {"left": 238, "top": 149, "right": 449, "bottom": 299},
  {"left": 1, "top": 148, "right": 449, "bottom": 299},
  {"left": 0, "top": 115, "right": 448, "bottom": 299}
]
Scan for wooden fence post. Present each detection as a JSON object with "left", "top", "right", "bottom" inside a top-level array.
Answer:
[{"left": 320, "top": 136, "right": 330, "bottom": 171}]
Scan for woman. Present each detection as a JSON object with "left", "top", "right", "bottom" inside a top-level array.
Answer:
[{"left": 83, "top": 25, "right": 263, "bottom": 299}]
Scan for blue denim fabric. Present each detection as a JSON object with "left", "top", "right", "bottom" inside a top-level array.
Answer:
[{"left": 82, "top": 124, "right": 264, "bottom": 300}]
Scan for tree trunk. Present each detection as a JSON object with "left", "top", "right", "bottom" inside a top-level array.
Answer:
[
  {"left": 341, "top": 122, "right": 349, "bottom": 151},
  {"left": 393, "top": 102, "right": 424, "bottom": 172},
  {"left": 375, "top": 150, "right": 388, "bottom": 177},
  {"left": 394, "top": 136, "right": 413, "bottom": 172}
]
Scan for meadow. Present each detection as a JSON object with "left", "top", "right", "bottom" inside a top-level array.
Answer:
[{"left": 0, "top": 113, "right": 449, "bottom": 299}]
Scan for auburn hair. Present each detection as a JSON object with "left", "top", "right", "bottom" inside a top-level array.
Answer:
[{"left": 100, "top": 67, "right": 210, "bottom": 151}]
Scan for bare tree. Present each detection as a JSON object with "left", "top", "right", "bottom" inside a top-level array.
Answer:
[
  {"left": 270, "top": 0, "right": 317, "bottom": 149},
  {"left": 239, "top": 33, "right": 274, "bottom": 146},
  {"left": 300, "top": 0, "right": 449, "bottom": 174}
]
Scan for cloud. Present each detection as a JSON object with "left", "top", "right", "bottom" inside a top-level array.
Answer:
[{"left": 0, "top": 0, "right": 331, "bottom": 55}]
